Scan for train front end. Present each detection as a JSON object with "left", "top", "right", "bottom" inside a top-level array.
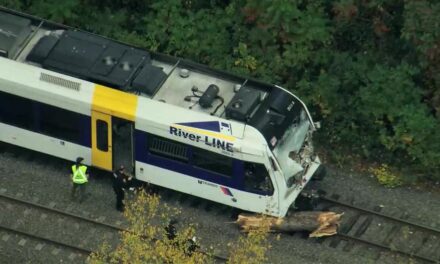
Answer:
[{"left": 249, "top": 85, "right": 322, "bottom": 216}]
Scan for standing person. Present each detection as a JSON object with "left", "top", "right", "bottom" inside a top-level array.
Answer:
[
  {"left": 71, "top": 157, "right": 89, "bottom": 203},
  {"left": 165, "top": 219, "right": 178, "bottom": 241},
  {"left": 113, "top": 165, "right": 131, "bottom": 212},
  {"left": 185, "top": 236, "right": 200, "bottom": 256}
]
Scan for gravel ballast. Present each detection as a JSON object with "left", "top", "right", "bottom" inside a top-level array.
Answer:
[{"left": 0, "top": 142, "right": 438, "bottom": 263}]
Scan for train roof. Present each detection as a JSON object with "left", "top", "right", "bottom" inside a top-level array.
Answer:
[
  {"left": 0, "top": 7, "right": 314, "bottom": 150},
  {"left": 0, "top": 55, "right": 268, "bottom": 159}
]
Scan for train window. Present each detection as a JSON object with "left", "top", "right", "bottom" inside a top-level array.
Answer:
[
  {"left": 40, "top": 103, "right": 82, "bottom": 143},
  {"left": 244, "top": 162, "right": 274, "bottom": 195},
  {"left": 0, "top": 91, "right": 34, "bottom": 130},
  {"left": 192, "top": 147, "right": 233, "bottom": 177},
  {"left": 96, "top": 120, "right": 108, "bottom": 151},
  {"left": 148, "top": 134, "right": 189, "bottom": 162}
]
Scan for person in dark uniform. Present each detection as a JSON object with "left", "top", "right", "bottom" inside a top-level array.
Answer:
[
  {"left": 185, "top": 236, "right": 199, "bottom": 256},
  {"left": 164, "top": 219, "right": 199, "bottom": 256},
  {"left": 165, "top": 219, "right": 178, "bottom": 240},
  {"left": 113, "top": 165, "right": 131, "bottom": 212}
]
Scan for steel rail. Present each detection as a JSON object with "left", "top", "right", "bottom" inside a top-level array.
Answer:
[
  {"left": 0, "top": 224, "right": 92, "bottom": 255},
  {"left": 321, "top": 196, "right": 439, "bottom": 263},
  {"left": 321, "top": 196, "right": 440, "bottom": 235},
  {"left": 0, "top": 193, "right": 126, "bottom": 231},
  {"left": 0, "top": 193, "right": 228, "bottom": 262},
  {"left": 335, "top": 233, "right": 437, "bottom": 263}
]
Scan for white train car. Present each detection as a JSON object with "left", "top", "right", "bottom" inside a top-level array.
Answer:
[{"left": 0, "top": 8, "right": 322, "bottom": 217}]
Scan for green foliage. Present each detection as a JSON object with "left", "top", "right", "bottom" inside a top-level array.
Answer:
[
  {"left": 89, "top": 190, "right": 270, "bottom": 264},
  {"left": 227, "top": 215, "right": 271, "bottom": 264},
  {"left": 25, "top": 0, "right": 80, "bottom": 23},
  {"left": 402, "top": 0, "right": 440, "bottom": 119},
  {"left": 402, "top": 0, "right": 440, "bottom": 63},
  {"left": 370, "top": 164, "right": 403, "bottom": 188},
  {"left": 0, "top": 0, "right": 22, "bottom": 9},
  {"left": 74, "top": 7, "right": 128, "bottom": 37},
  {"left": 242, "top": 0, "right": 332, "bottom": 82},
  {"left": 233, "top": 43, "right": 258, "bottom": 74},
  {"left": 138, "top": 0, "right": 238, "bottom": 70},
  {"left": 88, "top": 190, "right": 208, "bottom": 264}
]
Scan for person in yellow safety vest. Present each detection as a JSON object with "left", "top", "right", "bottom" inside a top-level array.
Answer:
[{"left": 71, "top": 157, "right": 89, "bottom": 203}]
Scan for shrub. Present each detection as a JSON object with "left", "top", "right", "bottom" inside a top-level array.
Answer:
[
  {"left": 370, "top": 164, "right": 403, "bottom": 188},
  {"left": 89, "top": 189, "right": 271, "bottom": 264},
  {"left": 88, "top": 190, "right": 207, "bottom": 264}
]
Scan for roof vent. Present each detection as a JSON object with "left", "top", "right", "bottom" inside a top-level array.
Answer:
[
  {"left": 40, "top": 72, "right": 81, "bottom": 91},
  {"left": 120, "top": 61, "right": 132, "bottom": 71},
  {"left": 179, "top": 68, "right": 190, "bottom": 78},
  {"left": 234, "top": 84, "right": 241, "bottom": 93},
  {"left": 102, "top": 56, "right": 116, "bottom": 66},
  {"left": 225, "top": 86, "right": 260, "bottom": 121}
]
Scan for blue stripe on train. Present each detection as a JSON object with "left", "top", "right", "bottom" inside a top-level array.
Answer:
[{"left": 134, "top": 130, "right": 245, "bottom": 190}]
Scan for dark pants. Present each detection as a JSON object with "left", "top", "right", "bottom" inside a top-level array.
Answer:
[
  {"left": 114, "top": 187, "right": 125, "bottom": 211},
  {"left": 71, "top": 183, "right": 86, "bottom": 203}
]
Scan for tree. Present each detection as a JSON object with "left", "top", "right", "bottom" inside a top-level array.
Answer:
[
  {"left": 402, "top": 1, "right": 440, "bottom": 114},
  {"left": 88, "top": 190, "right": 207, "bottom": 263},
  {"left": 88, "top": 189, "right": 270, "bottom": 264},
  {"left": 227, "top": 216, "right": 271, "bottom": 264}
]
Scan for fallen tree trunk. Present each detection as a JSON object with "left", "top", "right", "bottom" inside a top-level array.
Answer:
[{"left": 236, "top": 211, "right": 343, "bottom": 237}]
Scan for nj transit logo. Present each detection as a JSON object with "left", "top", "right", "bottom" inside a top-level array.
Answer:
[{"left": 169, "top": 121, "right": 234, "bottom": 152}]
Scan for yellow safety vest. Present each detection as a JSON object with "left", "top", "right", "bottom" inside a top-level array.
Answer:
[{"left": 72, "top": 165, "right": 88, "bottom": 184}]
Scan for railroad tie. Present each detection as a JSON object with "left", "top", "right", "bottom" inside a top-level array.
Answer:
[
  {"left": 34, "top": 243, "right": 44, "bottom": 251},
  {"left": 68, "top": 253, "right": 77, "bottom": 261},
  {"left": 18, "top": 238, "right": 27, "bottom": 246}
]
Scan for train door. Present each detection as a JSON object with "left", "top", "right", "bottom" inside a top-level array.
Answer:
[
  {"left": 91, "top": 111, "right": 112, "bottom": 170},
  {"left": 112, "top": 116, "right": 134, "bottom": 173}
]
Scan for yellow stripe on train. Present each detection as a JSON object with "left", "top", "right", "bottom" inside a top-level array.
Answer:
[{"left": 92, "top": 84, "right": 138, "bottom": 121}]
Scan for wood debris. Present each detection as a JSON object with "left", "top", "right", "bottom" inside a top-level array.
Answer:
[{"left": 236, "top": 211, "right": 343, "bottom": 237}]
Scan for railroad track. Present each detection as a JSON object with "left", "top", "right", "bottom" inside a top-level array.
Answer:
[
  {"left": 5, "top": 142, "right": 439, "bottom": 263},
  {"left": 317, "top": 193, "right": 440, "bottom": 263},
  {"left": 0, "top": 193, "right": 123, "bottom": 262},
  {"left": 0, "top": 191, "right": 228, "bottom": 263},
  {"left": 0, "top": 142, "right": 230, "bottom": 262},
  {"left": 156, "top": 186, "right": 243, "bottom": 220}
]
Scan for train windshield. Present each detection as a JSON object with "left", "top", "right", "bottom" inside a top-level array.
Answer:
[{"left": 272, "top": 110, "right": 311, "bottom": 186}]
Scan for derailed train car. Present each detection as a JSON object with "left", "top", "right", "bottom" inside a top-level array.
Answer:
[{"left": 0, "top": 7, "right": 322, "bottom": 217}]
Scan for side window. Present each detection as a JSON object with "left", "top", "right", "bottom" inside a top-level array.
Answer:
[
  {"left": 96, "top": 120, "right": 108, "bottom": 151},
  {"left": 192, "top": 147, "right": 233, "bottom": 177},
  {"left": 148, "top": 134, "right": 189, "bottom": 162},
  {"left": 0, "top": 91, "right": 34, "bottom": 130},
  {"left": 40, "top": 103, "right": 82, "bottom": 144},
  {"left": 244, "top": 162, "right": 274, "bottom": 195}
]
